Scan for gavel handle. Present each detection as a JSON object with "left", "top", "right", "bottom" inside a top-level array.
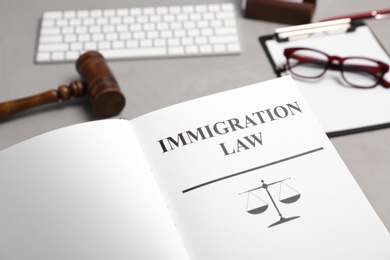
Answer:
[{"left": 0, "top": 80, "right": 86, "bottom": 120}]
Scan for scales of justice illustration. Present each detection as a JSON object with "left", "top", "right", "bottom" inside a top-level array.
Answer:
[{"left": 239, "top": 178, "right": 301, "bottom": 228}]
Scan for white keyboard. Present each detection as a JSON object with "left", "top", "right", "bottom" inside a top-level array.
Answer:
[{"left": 35, "top": 3, "right": 241, "bottom": 63}]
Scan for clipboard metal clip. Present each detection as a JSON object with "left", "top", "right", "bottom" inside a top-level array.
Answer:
[{"left": 275, "top": 18, "right": 353, "bottom": 42}]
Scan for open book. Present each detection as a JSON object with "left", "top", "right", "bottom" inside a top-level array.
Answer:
[{"left": 1, "top": 76, "right": 389, "bottom": 259}]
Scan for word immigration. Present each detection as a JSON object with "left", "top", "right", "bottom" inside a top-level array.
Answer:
[{"left": 158, "top": 101, "right": 303, "bottom": 156}]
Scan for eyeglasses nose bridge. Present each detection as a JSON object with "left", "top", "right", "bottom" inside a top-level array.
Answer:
[{"left": 327, "top": 55, "right": 344, "bottom": 69}]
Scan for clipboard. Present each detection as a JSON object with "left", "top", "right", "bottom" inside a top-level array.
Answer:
[{"left": 260, "top": 19, "right": 390, "bottom": 137}]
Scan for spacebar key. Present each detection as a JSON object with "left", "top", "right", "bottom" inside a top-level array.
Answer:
[{"left": 99, "top": 48, "right": 167, "bottom": 59}]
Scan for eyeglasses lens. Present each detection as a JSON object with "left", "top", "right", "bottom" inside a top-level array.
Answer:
[
  {"left": 342, "top": 58, "right": 381, "bottom": 88},
  {"left": 288, "top": 49, "right": 328, "bottom": 78}
]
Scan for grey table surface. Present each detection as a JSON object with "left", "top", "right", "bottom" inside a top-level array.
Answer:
[{"left": 1, "top": 0, "right": 390, "bottom": 231}]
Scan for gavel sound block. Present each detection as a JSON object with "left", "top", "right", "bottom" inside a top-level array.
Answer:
[{"left": 0, "top": 51, "right": 125, "bottom": 120}]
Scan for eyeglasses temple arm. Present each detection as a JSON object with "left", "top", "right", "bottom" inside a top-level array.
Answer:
[
  {"left": 277, "top": 64, "right": 288, "bottom": 73},
  {"left": 380, "top": 78, "right": 390, "bottom": 88}
]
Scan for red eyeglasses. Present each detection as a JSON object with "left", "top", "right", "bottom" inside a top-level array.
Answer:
[{"left": 279, "top": 47, "right": 390, "bottom": 89}]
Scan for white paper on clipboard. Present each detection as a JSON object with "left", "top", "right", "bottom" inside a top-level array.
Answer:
[{"left": 260, "top": 21, "right": 390, "bottom": 136}]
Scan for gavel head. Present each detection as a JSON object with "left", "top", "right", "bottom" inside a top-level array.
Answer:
[{"left": 76, "top": 51, "right": 125, "bottom": 117}]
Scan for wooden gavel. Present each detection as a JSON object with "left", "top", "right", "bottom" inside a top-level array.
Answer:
[{"left": 0, "top": 51, "right": 125, "bottom": 120}]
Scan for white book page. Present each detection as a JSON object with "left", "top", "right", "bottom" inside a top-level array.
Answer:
[
  {"left": 0, "top": 119, "right": 188, "bottom": 260},
  {"left": 131, "top": 76, "right": 390, "bottom": 259}
]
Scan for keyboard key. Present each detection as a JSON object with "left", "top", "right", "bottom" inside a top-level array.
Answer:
[
  {"left": 100, "top": 48, "right": 167, "bottom": 58},
  {"left": 113, "top": 41, "right": 125, "bottom": 49},
  {"left": 195, "top": 5, "right": 207, "bottom": 12},
  {"left": 222, "top": 3, "right": 234, "bottom": 11},
  {"left": 140, "top": 39, "right": 153, "bottom": 47},
  {"left": 103, "top": 9, "right": 115, "bottom": 17},
  {"left": 98, "top": 41, "right": 111, "bottom": 49},
  {"left": 169, "top": 6, "right": 181, "bottom": 14},
  {"left": 215, "top": 27, "right": 237, "bottom": 35},
  {"left": 117, "top": 8, "right": 129, "bottom": 16},
  {"left": 77, "top": 10, "right": 89, "bottom": 18},
  {"left": 41, "top": 20, "right": 55, "bottom": 27},
  {"left": 182, "top": 6, "right": 194, "bottom": 13},
  {"left": 52, "top": 51, "right": 66, "bottom": 60},
  {"left": 41, "top": 27, "right": 61, "bottom": 35},
  {"left": 213, "top": 44, "right": 226, "bottom": 53},
  {"left": 38, "top": 43, "right": 68, "bottom": 52},
  {"left": 200, "top": 45, "right": 212, "bottom": 53},
  {"left": 209, "top": 4, "right": 221, "bottom": 12},
  {"left": 85, "top": 42, "right": 98, "bottom": 50},
  {"left": 64, "top": 11, "right": 76, "bottom": 18},
  {"left": 130, "top": 8, "right": 142, "bottom": 16},
  {"left": 154, "top": 39, "right": 166, "bottom": 46},
  {"left": 168, "top": 38, "right": 180, "bottom": 46},
  {"left": 70, "top": 42, "right": 83, "bottom": 50},
  {"left": 126, "top": 40, "right": 138, "bottom": 48},
  {"left": 90, "top": 9, "right": 103, "bottom": 17},
  {"left": 182, "top": 37, "right": 194, "bottom": 45},
  {"left": 228, "top": 43, "right": 241, "bottom": 52},
  {"left": 185, "top": 45, "right": 198, "bottom": 54},
  {"left": 66, "top": 51, "right": 80, "bottom": 60},
  {"left": 39, "top": 35, "right": 63, "bottom": 43},
  {"left": 169, "top": 46, "right": 185, "bottom": 55},
  {"left": 36, "top": 52, "right": 51, "bottom": 62},
  {"left": 62, "top": 27, "right": 75, "bottom": 34},
  {"left": 156, "top": 6, "right": 168, "bottom": 14},
  {"left": 209, "top": 35, "right": 238, "bottom": 44},
  {"left": 69, "top": 19, "right": 82, "bottom": 26},
  {"left": 64, "top": 35, "right": 77, "bottom": 42},
  {"left": 195, "top": 37, "right": 207, "bottom": 44},
  {"left": 119, "top": 32, "right": 131, "bottom": 40}
]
